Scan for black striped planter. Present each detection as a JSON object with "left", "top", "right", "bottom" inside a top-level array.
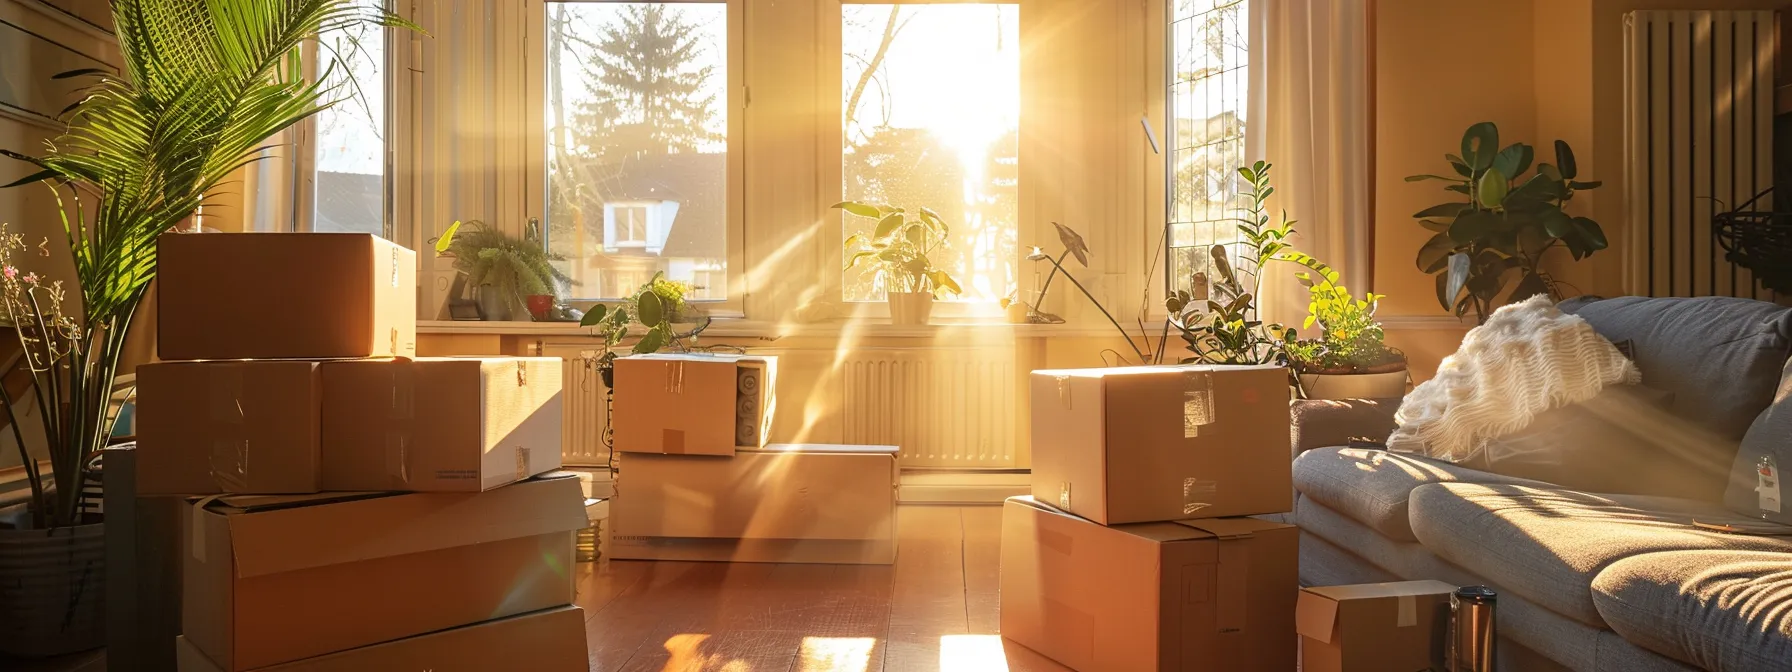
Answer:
[{"left": 0, "top": 522, "right": 105, "bottom": 657}]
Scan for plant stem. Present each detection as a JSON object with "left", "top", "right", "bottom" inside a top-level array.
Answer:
[
  {"left": 1041, "top": 256, "right": 1149, "bottom": 364},
  {"left": 1035, "top": 250, "right": 1069, "bottom": 307}
]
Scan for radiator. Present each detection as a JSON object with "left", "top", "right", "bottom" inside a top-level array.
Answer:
[
  {"left": 1624, "top": 10, "right": 1776, "bottom": 299},
  {"left": 841, "top": 348, "right": 1017, "bottom": 468},
  {"left": 538, "top": 345, "right": 610, "bottom": 467}
]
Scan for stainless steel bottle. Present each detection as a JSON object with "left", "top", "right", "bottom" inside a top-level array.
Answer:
[{"left": 1448, "top": 585, "right": 1497, "bottom": 671}]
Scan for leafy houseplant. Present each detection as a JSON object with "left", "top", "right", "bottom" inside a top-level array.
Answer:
[
  {"left": 1167, "top": 161, "right": 1297, "bottom": 366},
  {"left": 0, "top": 0, "right": 412, "bottom": 656},
  {"left": 835, "top": 201, "right": 963, "bottom": 325},
  {"left": 1016, "top": 222, "right": 1158, "bottom": 365},
  {"left": 1408, "top": 122, "right": 1607, "bottom": 323},
  {"left": 444, "top": 221, "right": 571, "bottom": 321},
  {"left": 578, "top": 271, "right": 710, "bottom": 387},
  {"left": 1280, "top": 254, "right": 1408, "bottom": 399}
]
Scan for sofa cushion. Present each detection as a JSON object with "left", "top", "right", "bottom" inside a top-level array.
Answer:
[
  {"left": 1292, "top": 447, "right": 1551, "bottom": 541},
  {"left": 1558, "top": 296, "right": 1792, "bottom": 440},
  {"left": 1407, "top": 483, "right": 1792, "bottom": 627},
  {"left": 1593, "top": 550, "right": 1792, "bottom": 672},
  {"left": 1724, "top": 360, "right": 1792, "bottom": 524},
  {"left": 1289, "top": 398, "right": 1399, "bottom": 454}
]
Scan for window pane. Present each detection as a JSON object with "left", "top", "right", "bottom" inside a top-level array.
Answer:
[
  {"left": 313, "top": 2, "right": 387, "bottom": 237},
  {"left": 1167, "top": 0, "right": 1247, "bottom": 293},
  {"left": 842, "top": 4, "right": 1019, "bottom": 303},
  {"left": 545, "top": 2, "right": 728, "bottom": 301}
]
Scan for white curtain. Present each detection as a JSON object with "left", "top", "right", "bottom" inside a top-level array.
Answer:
[{"left": 1249, "top": 0, "right": 1373, "bottom": 331}]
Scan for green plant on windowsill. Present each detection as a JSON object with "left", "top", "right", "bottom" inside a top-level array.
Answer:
[
  {"left": 1279, "top": 252, "right": 1406, "bottom": 381},
  {"left": 444, "top": 220, "right": 570, "bottom": 320},
  {"left": 836, "top": 201, "right": 962, "bottom": 325},
  {"left": 1166, "top": 161, "right": 1298, "bottom": 367},
  {"left": 578, "top": 272, "right": 711, "bottom": 386}
]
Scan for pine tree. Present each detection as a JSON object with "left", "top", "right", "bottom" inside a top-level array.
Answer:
[{"left": 576, "top": 4, "right": 719, "bottom": 157}]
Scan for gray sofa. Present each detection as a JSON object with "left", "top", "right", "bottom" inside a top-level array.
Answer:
[{"left": 1289, "top": 296, "right": 1792, "bottom": 672}]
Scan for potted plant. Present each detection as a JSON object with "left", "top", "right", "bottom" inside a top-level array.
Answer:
[
  {"left": 578, "top": 272, "right": 710, "bottom": 388},
  {"left": 444, "top": 221, "right": 571, "bottom": 321},
  {"left": 0, "top": 0, "right": 412, "bottom": 657},
  {"left": 1280, "top": 254, "right": 1408, "bottom": 399},
  {"left": 1408, "top": 122, "right": 1607, "bottom": 323},
  {"left": 1167, "top": 162, "right": 1298, "bottom": 366},
  {"left": 834, "top": 201, "right": 963, "bottom": 325}
]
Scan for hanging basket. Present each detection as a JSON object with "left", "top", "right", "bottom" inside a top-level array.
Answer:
[{"left": 1713, "top": 187, "right": 1792, "bottom": 294}]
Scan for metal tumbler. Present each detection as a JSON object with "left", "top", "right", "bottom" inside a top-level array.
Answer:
[{"left": 1448, "top": 585, "right": 1498, "bottom": 672}]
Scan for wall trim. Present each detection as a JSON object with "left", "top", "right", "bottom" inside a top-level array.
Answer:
[
  {"left": 897, "top": 471, "right": 1027, "bottom": 505},
  {"left": 1379, "top": 314, "right": 1472, "bottom": 330}
]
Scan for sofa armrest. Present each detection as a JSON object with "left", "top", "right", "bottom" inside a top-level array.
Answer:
[{"left": 1290, "top": 398, "right": 1401, "bottom": 456}]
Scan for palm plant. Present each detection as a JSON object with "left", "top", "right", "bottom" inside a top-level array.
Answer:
[{"left": 0, "top": 0, "right": 412, "bottom": 529}]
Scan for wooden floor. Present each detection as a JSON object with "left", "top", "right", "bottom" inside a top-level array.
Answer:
[{"left": 579, "top": 505, "right": 1070, "bottom": 672}]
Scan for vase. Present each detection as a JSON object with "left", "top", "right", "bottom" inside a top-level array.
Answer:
[
  {"left": 1298, "top": 367, "right": 1411, "bottom": 400},
  {"left": 0, "top": 519, "right": 106, "bottom": 657},
  {"left": 887, "top": 291, "right": 935, "bottom": 326},
  {"left": 475, "top": 285, "right": 512, "bottom": 321}
]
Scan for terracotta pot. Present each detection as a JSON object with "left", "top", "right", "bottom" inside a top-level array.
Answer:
[
  {"left": 0, "top": 521, "right": 106, "bottom": 657},
  {"left": 887, "top": 292, "right": 935, "bottom": 326},
  {"left": 1299, "top": 367, "right": 1410, "bottom": 400},
  {"left": 526, "top": 294, "right": 555, "bottom": 320}
]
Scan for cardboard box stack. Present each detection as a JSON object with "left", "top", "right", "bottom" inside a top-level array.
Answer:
[
  {"left": 606, "top": 353, "right": 899, "bottom": 564},
  {"left": 1000, "top": 364, "right": 1299, "bottom": 671},
  {"left": 1296, "top": 580, "right": 1457, "bottom": 672},
  {"left": 140, "top": 233, "right": 589, "bottom": 671}
]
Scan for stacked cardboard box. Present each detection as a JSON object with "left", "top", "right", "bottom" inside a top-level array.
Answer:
[
  {"left": 140, "top": 233, "right": 589, "bottom": 671},
  {"left": 606, "top": 353, "right": 899, "bottom": 564},
  {"left": 1000, "top": 364, "right": 1299, "bottom": 671}
]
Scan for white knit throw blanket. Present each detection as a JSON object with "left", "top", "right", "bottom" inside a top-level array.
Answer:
[{"left": 1387, "top": 295, "right": 1641, "bottom": 462}]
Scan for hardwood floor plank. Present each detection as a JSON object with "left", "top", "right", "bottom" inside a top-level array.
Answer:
[{"left": 959, "top": 506, "right": 1003, "bottom": 635}]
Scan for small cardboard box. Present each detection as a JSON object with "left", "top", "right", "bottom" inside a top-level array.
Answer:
[
  {"left": 612, "top": 353, "right": 776, "bottom": 456},
  {"left": 319, "top": 357, "right": 564, "bottom": 491},
  {"left": 1296, "top": 581, "right": 1456, "bottom": 672},
  {"left": 174, "top": 606, "right": 589, "bottom": 672},
  {"left": 182, "top": 474, "right": 587, "bottom": 671},
  {"left": 158, "top": 233, "right": 416, "bottom": 360},
  {"left": 1029, "top": 364, "right": 1291, "bottom": 524},
  {"left": 609, "top": 444, "right": 897, "bottom": 564},
  {"left": 136, "top": 360, "right": 322, "bottom": 495},
  {"left": 998, "top": 496, "right": 1297, "bottom": 672}
]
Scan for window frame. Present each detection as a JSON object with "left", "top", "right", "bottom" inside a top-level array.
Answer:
[
  {"left": 1159, "top": 0, "right": 1253, "bottom": 302},
  {"left": 290, "top": 2, "right": 408, "bottom": 242},
  {"left": 821, "top": 0, "right": 1026, "bottom": 320},
  {"left": 523, "top": 0, "right": 746, "bottom": 317}
]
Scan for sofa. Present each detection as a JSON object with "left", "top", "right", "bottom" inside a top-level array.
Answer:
[{"left": 1288, "top": 296, "right": 1792, "bottom": 672}]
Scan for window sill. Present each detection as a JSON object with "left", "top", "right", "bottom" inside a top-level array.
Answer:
[{"left": 416, "top": 317, "right": 1142, "bottom": 340}]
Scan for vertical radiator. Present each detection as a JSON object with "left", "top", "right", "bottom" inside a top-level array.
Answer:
[{"left": 1625, "top": 10, "right": 1776, "bottom": 299}]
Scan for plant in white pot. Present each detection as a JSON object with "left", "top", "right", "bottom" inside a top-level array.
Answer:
[
  {"left": 0, "top": 0, "right": 411, "bottom": 657},
  {"left": 1280, "top": 254, "right": 1409, "bottom": 400},
  {"left": 834, "top": 201, "right": 962, "bottom": 325}
]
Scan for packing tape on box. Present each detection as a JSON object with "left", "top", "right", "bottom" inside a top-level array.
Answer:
[
  {"left": 664, "top": 360, "right": 686, "bottom": 393},
  {"left": 1181, "top": 370, "right": 1215, "bottom": 438},
  {"left": 190, "top": 494, "right": 227, "bottom": 561},
  {"left": 1182, "top": 478, "right": 1218, "bottom": 516},
  {"left": 1397, "top": 595, "right": 1417, "bottom": 627},
  {"left": 383, "top": 364, "right": 418, "bottom": 485},
  {"left": 207, "top": 367, "right": 251, "bottom": 491},
  {"left": 1054, "top": 375, "right": 1072, "bottom": 409},
  {"left": 663, "top": 429, "right": 686, "bottom": 453}
]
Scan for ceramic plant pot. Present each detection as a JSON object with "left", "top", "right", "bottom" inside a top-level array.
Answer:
[
  {"left": 526, "top": 294, "right": 555, "bottom": 321},
  {"left": 887, "top": 291, "right": 935, "bottom": 326},
  {"left": 1298, "top": 367, "right": 1410, "bottom": 400},
  {"left": 0, "top": 520, "right": 106, "bottom": 657}
]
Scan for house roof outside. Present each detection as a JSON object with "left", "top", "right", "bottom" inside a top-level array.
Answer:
[{"left": 597, "top": 151, "right": 725, "bottom": 261}]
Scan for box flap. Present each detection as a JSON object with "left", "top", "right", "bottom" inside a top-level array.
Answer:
[
  {"left": 1173, "top": 517, "right": 1290, "bottom": 539},
  {"left": 756, "top": 443, "right": 898, "bottom": 455},
  {"left": 1303, "top": 580, "right": 1458, "bottom": 602},
  {"left": 1004, "top": 496, "right": 1211, "bottom": 543},
  {"left": 223, "top": 473, "right": 586, "bottom": 579},
  {"left": 1295, "top": 589, "right": 1341, "bottom": 644}
]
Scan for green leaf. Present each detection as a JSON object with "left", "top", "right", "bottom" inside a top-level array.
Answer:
[
  {"left": 1568, "top": 180, "right": 1602, "bottom": 190},
  {"left": 434, "top": 220, "right": 463, "bottom": 255},
  {"left": 932, "top": 271, "right": 963, "bottom": 295},
  {"left": 1210, "top": 245, "right": 1236, "bottom": 287},
  {"left": 833, "top": 201, "right": 882, "bottom": 218},
  {"left": 1492, "top": 143, "right": 1533, "bottom": 181},
  {"left": 1540, "top": 209, "right": 1573, "bottom": 238},
  {"left": 1572, "top": 217, "right": 1609, "bottom": 249},
  {"left": 1435, "top": 272, "right": 1454, "bottom": 311},
  {"left": 874, "top": 213, "right": 904, "bottom": 239},
  {"left": 636, "top": 292, "right": 664, "bottom": 328},
  {"left": 1444, "top": 184, "right": 1471, "bottom": 195},
  {"left": 1414, "top": 203, "right": 1472, "bottom": 219},
  {"left": 1445, "top": 253, "right": 1472, "bottom": 305},
  {"left": 1052, "top": 222, "right": 1090, "bottom": 266},
  {"left": 1406, "top": 174, "right": 1468, "bottom": 183},
  {"left": 1511, "top": 271, "right": 1551, "bottom": 302},
  {"left": 1450, "top": 211, "right": 1500, "bottom": 244},
  {"left": 632, "top": 328, "right": 667, "bottom": 354},
  {"left": 1461, "top": 122, "right": 1499, "bottom": 171},
  {"left": 51, "top": 68, "right": 109, "bottom": 80},
  {"left": 1476, "top": 167, "right": 1508, "bottom": 208},
  {"left": 579, "top": 303, "right": 608, "bottom": 327},
  {"left": 1417, "top": 233, "right": 1458, "bottom": 273},
  {"left": 1517, "top": 220, "right": 1552, "bottom": 258},
  {"left": 0, "top": 168, "right": 60, "bottom": 189},
  {"left": 1446, "top": 154, "right": 1473, "bottom": 178},
  {"left": 905, "top": 225, "right": 926, "bottom": 248},
  {"left": 1554, "top": 140, "right": 1578, "bottom": 179},
  {"left": 1419, "top": 219, "right": 1451, "bottom": 233},
  {"left": 1537, "top": 163, "right": 1562, "bottom": 182}
]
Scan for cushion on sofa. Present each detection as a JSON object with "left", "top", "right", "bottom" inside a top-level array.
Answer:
[
  {"left": 1558, "top": 296, "right": 1792, "bottom": 440},
  {"left": 1724, "top": 359, "right": 1792, "bottom": 524},
  {"left": 1292, "top": 447, "right": 1551, "bottom": 541},
  {"left": 1407, "top": 483, "right": 1792, "bottom": 627},
  {"left": 1289, "top": 398, "right": 1400, "bottom": 455},
  {"left": 1592, "top": 550, "right": 1792, "bottom": 672}
]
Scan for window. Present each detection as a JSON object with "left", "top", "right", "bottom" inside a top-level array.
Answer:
[
  {"left": 542, "top": 1, "right": 731, "bottom": 302},
  {"left": 1166, "top": 0, "right": 1248, "bottom": 294},
  {"left": 310, "top": 0, "right": 390, "bottom": 237},
  {"left": 840, "top": 3, "right": 1019, "bottom": 303}
]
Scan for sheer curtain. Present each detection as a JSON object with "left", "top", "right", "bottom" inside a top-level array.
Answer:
[{"left": 1251, "top": 0, "right": 1372, "bottom": 331}]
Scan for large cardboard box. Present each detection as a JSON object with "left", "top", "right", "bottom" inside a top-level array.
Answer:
[
  {"left": 1029, "top": 364, "right": 1291, "bottom": 524},
  {"left": 612, "top": 353, "right": 776, "bottom": 456},
  {"left": 1296, "top": 581, "right": 1456, "bottom": 672},
  {"left": 609, "top": 444, "right": 897, "bottom": 564},
  {"left": 174, "top": 606, "right": 588, "bottom": 672},
  {"left": 998, "top": 496, "right": 1297, "bottom": 672},
  {"left": 319, "top": 357, "right": 564, "bottom": 491},
  {"left": 158, "top": 233, "right": 416, "bottom": 360},
  {"left": 137, "top": 360, "right": 321, "bottom": 495},
  {"left": 182, "top": 474, "right": 587, "bottom": 671}
]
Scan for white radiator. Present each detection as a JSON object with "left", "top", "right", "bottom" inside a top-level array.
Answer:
[
  {"left": 1624, "top": 10, "right": 1776, "bottom": 299},
  {"left": 840, "top": 348, "right": 1017, "bottom": 468},
  {"left": 538, "top": 345, "right": 611, "bottom": 467}
]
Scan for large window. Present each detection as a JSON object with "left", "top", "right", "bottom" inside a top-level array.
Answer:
[
  {"left": 840, "top": 3, "right": 1019, "bottom": 303},
  {"left": 1166, "top": 0, "right": 1248, "bottom": 294},
  {"left": 311, "top": 4, "right": 389, "bottom": 237},
  {"left": 543, "top": 1, "right": 730, "bottom": 301}
]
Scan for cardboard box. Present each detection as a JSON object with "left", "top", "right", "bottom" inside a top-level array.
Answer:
[
  {"left": 319, "top": 357, "right": 564, "bottom": 491},
  {"left": 998, "top": 496, "right": 1297, "bottom": 672},
  {"left": 1296, "top": 581, "right": 1456, "bottom": 672},
  {"left": 182, "top": 474, "right": 587, "bottom": 671},
  {"left": 612, "top": 353, "right": 776, "bottom": 456},
  {"left": 158, "top": 233, "right": 416, "bottom": 360},
  {"left": 1029, "top": 364, "right": 1291, "bottom": 524},
  {"left": 136, "top": 360, "right": 321, "bottom": 495},
  {"left": 609, "top": 444, "right": 897, "bottom": 564},
  {"left": 174, "top": 606, "right": 589, "bottom": 672}
]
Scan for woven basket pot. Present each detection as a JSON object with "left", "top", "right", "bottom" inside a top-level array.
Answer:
[{"left": 0, "top": 521, "right": 106, "bottom": 657}]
